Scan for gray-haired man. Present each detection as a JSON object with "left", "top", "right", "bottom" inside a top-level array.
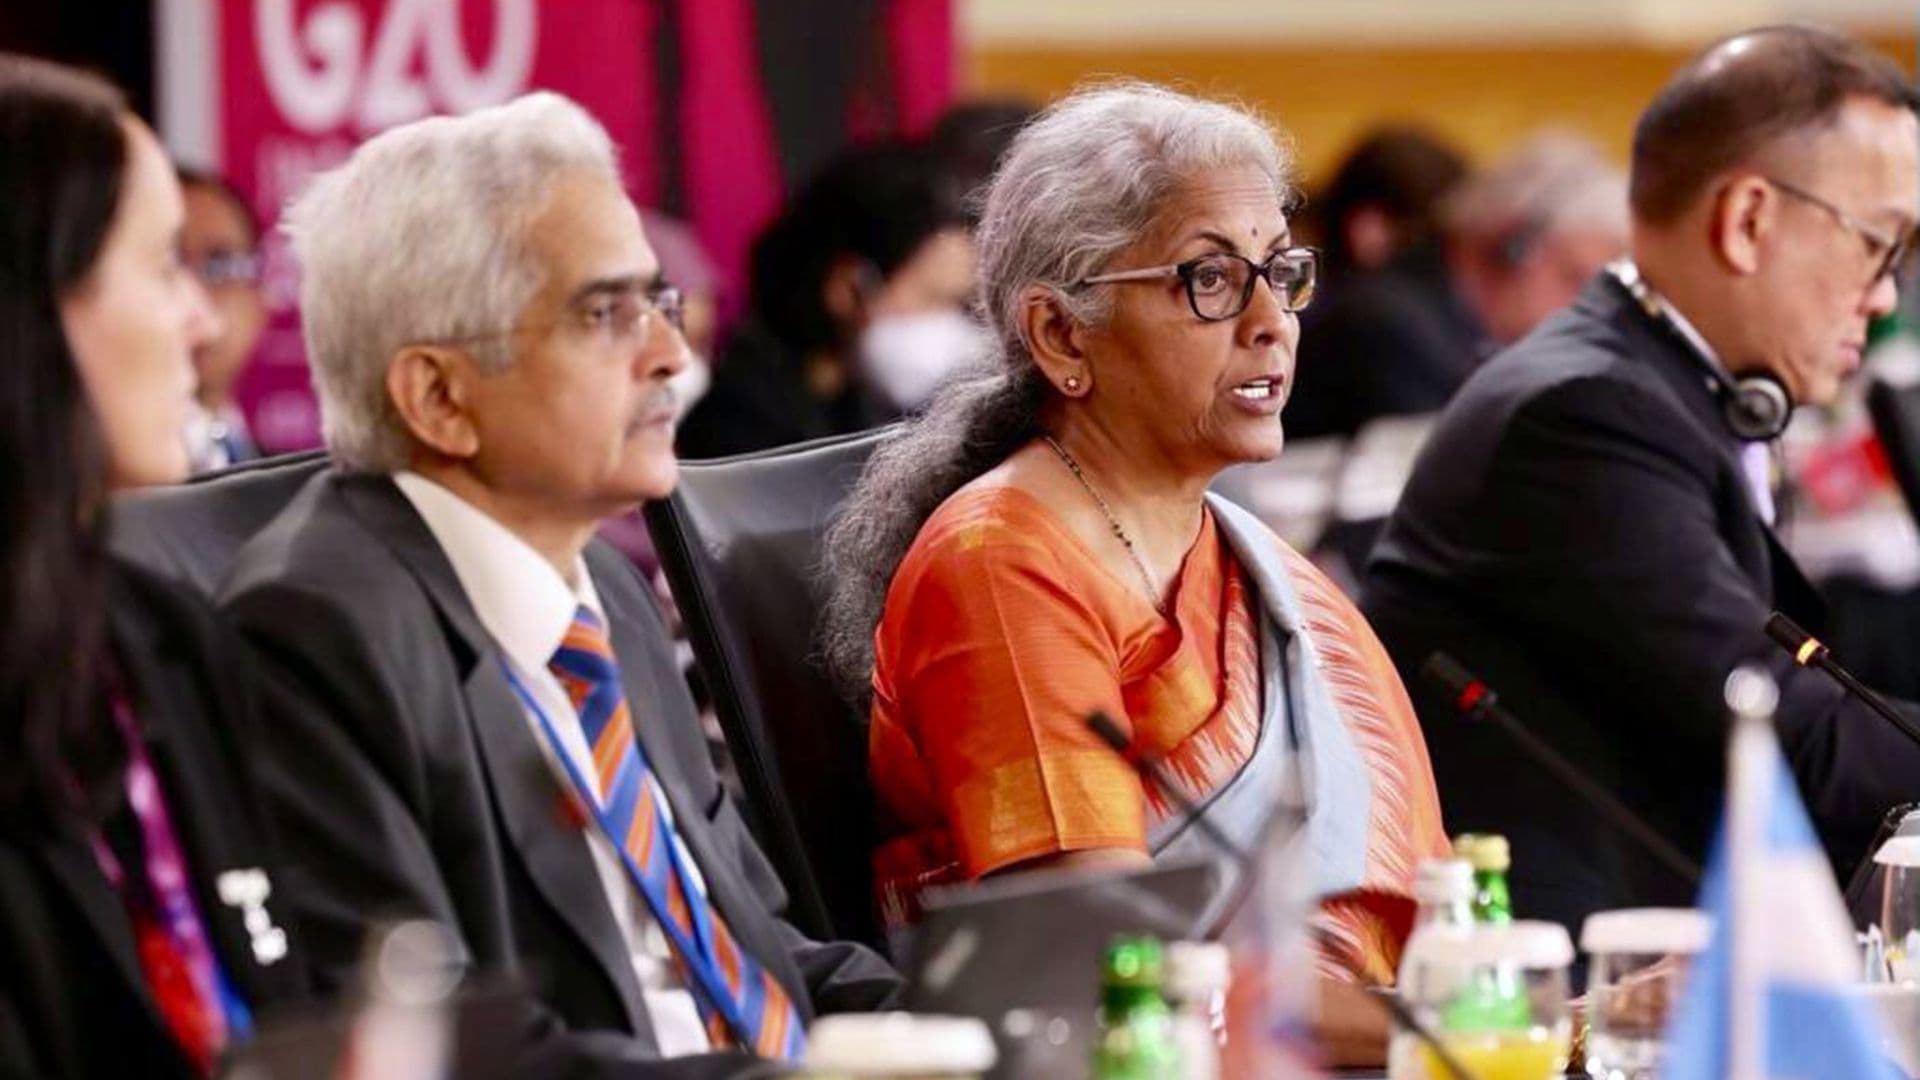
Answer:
[{"left": 223, "top": 92, "right": 896, "bottom": 1076}]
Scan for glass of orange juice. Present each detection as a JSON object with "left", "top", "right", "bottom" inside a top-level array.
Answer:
[{"left": 1386, "top": 921, "right": 1574, "bottom": 1080}]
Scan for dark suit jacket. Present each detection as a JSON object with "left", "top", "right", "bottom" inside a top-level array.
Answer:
[
  {"left": 1286, "top": 244, "right": 1491, "bottom": 440},
  {"left": 0, "top": 560, "right": 307, "bottom": 1079},
  {"left": 219, "top": 470, "right": 897, "bottom": 1078},
  {"left": 1363, "top": 273, "right": 1920, "bottom": 935}
]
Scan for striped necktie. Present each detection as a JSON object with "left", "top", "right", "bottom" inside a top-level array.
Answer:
[{"left": 547, "top": 606, "right": 806, "bottom": 1060}]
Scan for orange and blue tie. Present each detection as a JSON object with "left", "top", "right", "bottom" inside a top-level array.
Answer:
[{"left": 546, "top": 606, "right": 805, "bottom": 1059}]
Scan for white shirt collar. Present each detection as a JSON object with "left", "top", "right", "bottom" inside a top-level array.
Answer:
[
  {"left": 1615, "top": 258, "right": 1725, "bottom": 370},
  {"left": 392, "top": 471, "right": 605, "bottom": 676},
  {"left": 215, "top": 402, "right": 251, "bottom": 437},
  {"left": 1612, "top": 261, "right": 1779, "bottom": 522}
]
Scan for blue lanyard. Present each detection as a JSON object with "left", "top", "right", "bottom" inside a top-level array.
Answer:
[
  {"left": 500, "top": 664, "right": 747, "bottom": 1044},
  {"left": 215, "top": 970, "right": 254, "bottom": 1046}
]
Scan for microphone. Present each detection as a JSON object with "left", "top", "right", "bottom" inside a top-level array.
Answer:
[
  {"left": 1764, "top": 612, "right": 1920, "bottom": 750},
  {"left": 1420, "top": 653, "right": 1701, "bottom": 886},
  {"left": 1084, "top": 711, "right": 1484, "bottom": 1080},
  {"left": 1086, "top": 711, "right": 1257, "bottom": 870},
  {"left": 1085, "top": 712, "right": 1275, "bottom": 945}
]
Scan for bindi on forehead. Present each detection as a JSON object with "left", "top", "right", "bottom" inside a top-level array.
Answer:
[{"left": 1151, "top": 172, "right": 1288, "bottom": 251}]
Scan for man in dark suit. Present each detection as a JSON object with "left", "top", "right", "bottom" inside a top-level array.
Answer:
[
  {"left": 220, "top": 93, "right": 896, "bottom": 1076},
  {"left": 1364, "top": 25, "right": 1920, "bottom": 935}
]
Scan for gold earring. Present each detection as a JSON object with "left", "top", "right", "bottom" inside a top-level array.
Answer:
[{"left": 1064, "top": 375, "right": 1082, "bottom": 393}]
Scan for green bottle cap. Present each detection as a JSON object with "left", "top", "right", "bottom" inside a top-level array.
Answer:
[
  {"left": 1868, "top": 311, "right": 1904, "bottom": 348},
  {"left": 1452, "top": 833, "right": 1511, "bottom": 873},
  {"left": 1103, "top": 936, "right": 1166, "bottom": 990}
]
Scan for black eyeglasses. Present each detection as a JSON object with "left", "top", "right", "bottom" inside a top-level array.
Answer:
[
  {"left": 1078, "top": 247, "right": 1318, "bottom": 321},
  {"left": 1766, "top": 176, "right": 1918, "bottom": 286}
]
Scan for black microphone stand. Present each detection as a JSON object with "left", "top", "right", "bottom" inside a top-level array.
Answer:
[
  {"left": 1420, "top": 654, "right": 1701, "bottom": 887},
  {"left": 1765, "top": 612, "right": 1920, "bottom": 750}
]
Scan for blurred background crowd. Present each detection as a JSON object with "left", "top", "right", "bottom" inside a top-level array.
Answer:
[{"left": 8, "top": 0, "right": 1913, "bottom": 687}]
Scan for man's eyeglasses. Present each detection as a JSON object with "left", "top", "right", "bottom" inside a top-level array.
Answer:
[
  {"left": 1765, "top": 176, "right": 1917, "bottom": 286},
  {"left": 430, "top": 283, "right": 685, "bottom": 350},
  {"left": 1078, "top": 247, "right": 1319, "bottom": 321},
  {"left": 187, "top": 251, "right": 263, "bottom": 289}
]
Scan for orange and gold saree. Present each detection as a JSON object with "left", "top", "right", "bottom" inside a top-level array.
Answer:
[{"left": 869, "top": 481, "right": 1448, "bottom": 982}]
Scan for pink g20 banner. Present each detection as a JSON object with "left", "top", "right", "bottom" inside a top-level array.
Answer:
[{"left": 160, "top": 0, "right": 953, "bottom": 451}]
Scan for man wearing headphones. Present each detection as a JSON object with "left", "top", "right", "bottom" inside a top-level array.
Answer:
[{"left": 1362, "top": 24, "right": 1920, "bottom": 936}]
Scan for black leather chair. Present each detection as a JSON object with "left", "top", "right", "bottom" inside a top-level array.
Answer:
[
  {"left": 645, "top": 427, "right": 894, "bottom": 950},
  {"left": 108, "top": 451, "right": 330, "bottom": 593},
  {"left": 1869, "top": 377, "right": 1920, "bottom": 535}
]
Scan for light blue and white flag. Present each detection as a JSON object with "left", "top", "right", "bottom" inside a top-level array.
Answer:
[{"left": 1664, "top": 667, "right": 1901, "bottom": 1080}]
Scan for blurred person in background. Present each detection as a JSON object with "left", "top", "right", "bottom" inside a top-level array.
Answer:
[
  {"left": 678, "top": 140, "right": 979, "bottom": 458},
  {"left": 823, "top": 82, "right": 1449, "bottom": 1066},
  {"left": 1285, "top": 125, "right": 1467, "bottom": 439},
  {"left": 929, "top": 97, "right": 1039, "bottom": 222},
  {"left": 1365, "top": 25, "right": 1920, "bottom": 937},
  {"left": 1308, "top": 125, "right": 1469, "bottom": 286},
  {"left": 178, "top": 167, "right": 266, "bottom": 469},
  {"left": 1442, "top": 133, "right": 1629, "bottom": 348},
  {"left": 1290, "top": 131, "right": 1627, "bottom": 439},
  {"left": 0, "top": 54, "right": 305, "bottom": 1078}
]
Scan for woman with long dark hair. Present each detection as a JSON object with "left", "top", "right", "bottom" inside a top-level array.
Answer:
[{"left": 0, "top": 54, "right": 304, "bottom": 1077}]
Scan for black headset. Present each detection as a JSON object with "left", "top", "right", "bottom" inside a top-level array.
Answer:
[{"left": 1608, "top": 261, "right": 1793, "bottom": 441}]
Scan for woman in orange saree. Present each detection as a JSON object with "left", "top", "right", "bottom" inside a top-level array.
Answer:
[
  {"left": 820, "top": 82, "right": 1449, "bottom": 1066},
  {"left": 867, "top": 482, "right": 1448, "bottom": 985}
]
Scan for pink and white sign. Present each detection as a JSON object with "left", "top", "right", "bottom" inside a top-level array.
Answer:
[{"left": 160, "top": 0, "right": 953, "bottom": 452}]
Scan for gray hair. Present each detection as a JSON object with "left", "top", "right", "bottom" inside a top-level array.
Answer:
[
  {"left": 1442, "top": 131, "right": 1628, "bottom": 246},
  {"left": 819, "top": 81, "right": 1294, "bottom": 700},
  {"left": 283, "top": 91, "right": 619, "bottom": 471}
]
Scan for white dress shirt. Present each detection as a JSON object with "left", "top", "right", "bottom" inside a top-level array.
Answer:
[
  {"left": 394, "top": 472, "right": 713, "bottom": 1056},
  {"left": 1627, "top": 264, "right": 1779, "bottom": 526}
]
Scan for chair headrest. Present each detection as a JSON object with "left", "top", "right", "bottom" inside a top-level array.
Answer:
[
  {"left": 673, "top": 426, "right": 896, "bottom": 546},
  {"left": 109, "top": 451, "right": 331, "bottom": 597}
]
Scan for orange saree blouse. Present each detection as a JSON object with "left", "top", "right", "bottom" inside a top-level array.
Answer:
[{"left": 869, "top": 481, "right": 1450, "bottom": 981}]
